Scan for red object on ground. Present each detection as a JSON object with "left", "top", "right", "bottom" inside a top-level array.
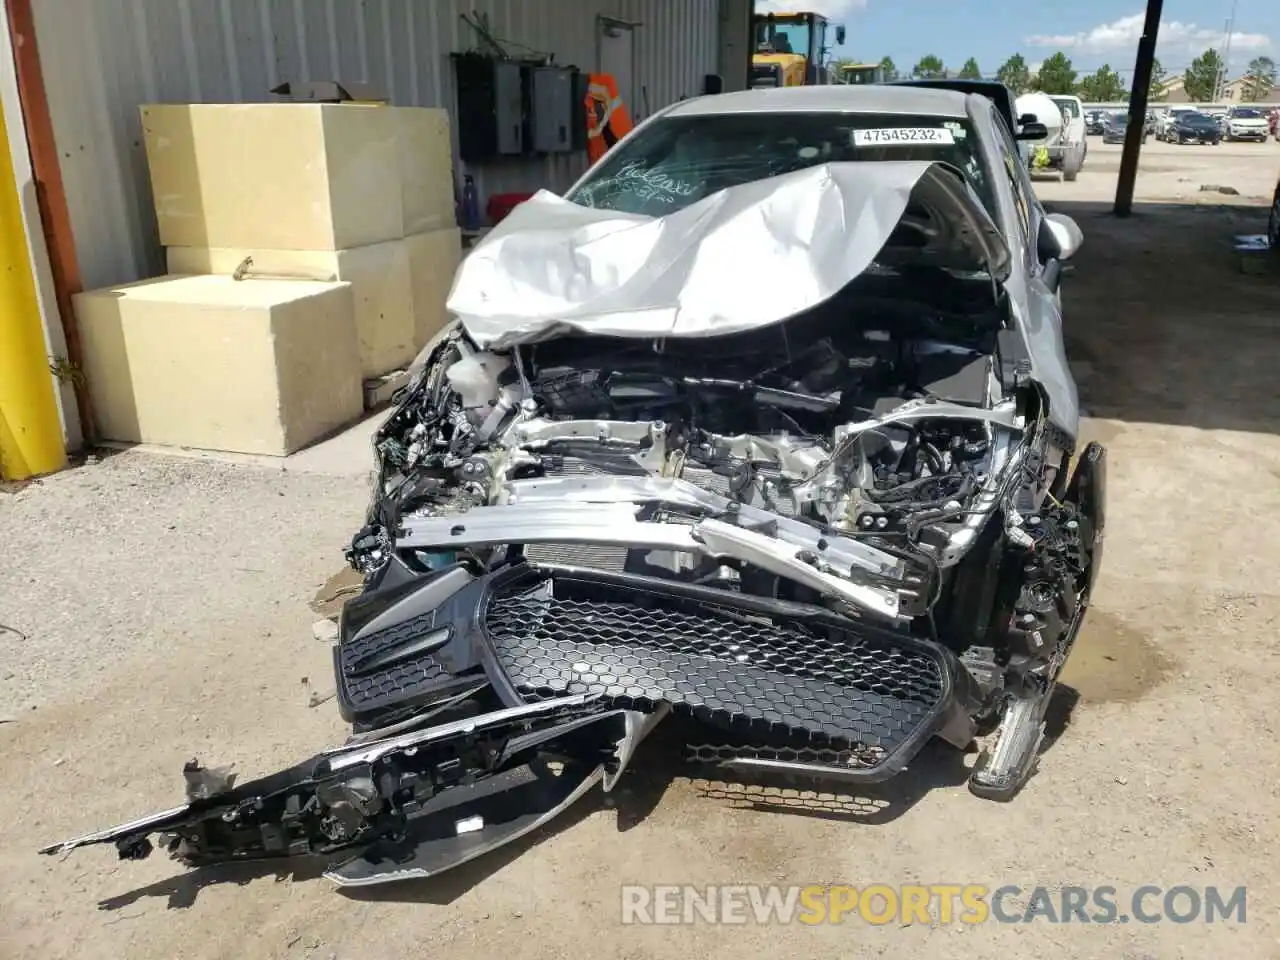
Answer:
[{"left": 487, "top": 192, "right": 536, "bottom": 225}]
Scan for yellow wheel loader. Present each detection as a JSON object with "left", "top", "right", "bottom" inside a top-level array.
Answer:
[{"left": 751, "top": 11, "right": 846, "bottom": 87}]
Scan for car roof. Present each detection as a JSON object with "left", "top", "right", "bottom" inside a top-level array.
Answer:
[
  {"left": 889, "top": 78, "right": 1007, "bottom": 95},
  {"left": 661, "top": 84, "right": 970, "bottom": 119}
]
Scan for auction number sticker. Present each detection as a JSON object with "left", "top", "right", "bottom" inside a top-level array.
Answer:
[{"left": 852, "top": 127, "right": 956, "bottom": 145}]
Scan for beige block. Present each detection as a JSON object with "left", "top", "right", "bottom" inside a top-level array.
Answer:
[
  {"left": 394, "top": 107, "right": 457, "bottom": 235},
  {"left": 141, "top": 103, "right": 403, "bottom": 250},
  {"left": 167, "top": 241, "right": 415, "bottom": 379},
  {"left": 75, "top": 275, "right": 362, "bottom": 456},
  {"left": 406, "top": 228, "right": 463, "bottom": 349}
]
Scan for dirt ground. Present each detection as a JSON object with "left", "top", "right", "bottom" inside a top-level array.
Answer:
[{"left": 3, "top": 140, "right": 1280, "bottom": 960}]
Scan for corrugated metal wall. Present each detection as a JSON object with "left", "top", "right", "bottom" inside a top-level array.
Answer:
[{"left": 31, "top": 0, "right": 745, "bottom": 290}]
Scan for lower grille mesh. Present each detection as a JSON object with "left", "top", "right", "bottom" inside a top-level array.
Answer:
[
  {"left": 338, "top": 614, "right": 450, "bottom": 714},
  {"left": 484, "top": 576, "right": 946, "bottom": 752}
]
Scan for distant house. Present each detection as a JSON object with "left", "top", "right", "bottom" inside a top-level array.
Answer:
[
  {"left": 1154, "top": 73, "right": 1276, "bottom": 104},
  {"left": 1221, "top": 75, "right": 1277, "bottom": 102},
  {"left": 1155, "top": 76, "right": 1189, "bottom": 102}
]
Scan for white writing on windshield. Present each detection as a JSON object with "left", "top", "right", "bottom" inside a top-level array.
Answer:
[{"left": 613, "top": 161, "right": 698, "bottom": 204}]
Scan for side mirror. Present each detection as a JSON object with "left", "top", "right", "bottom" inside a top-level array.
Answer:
[
  {"left": 835, "top": 25, "right": 846, "bottom": 45},
  {"left": 1039, "top": 213, "right": 1084, "bottom": 263},
  {"left": 1017, "top": 113, "right": 1038, "bottom": 126},
  {"left": 1016, "top": 121, "right": 1049, "bottom": 141}
]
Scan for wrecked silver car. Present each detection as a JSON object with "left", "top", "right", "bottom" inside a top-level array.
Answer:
[{"left": 43, "top": 87, "right": 1105, "bottom": 888}]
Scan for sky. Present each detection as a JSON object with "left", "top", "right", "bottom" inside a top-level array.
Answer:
[{"left": 755, "top": 0, "right": 1278, "bottom": 80}]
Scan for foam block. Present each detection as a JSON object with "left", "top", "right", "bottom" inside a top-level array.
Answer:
[
  {"left": 394, "top": 107, "right": 457, "bottom": 235},
  {"left": 141, "top": 103, "right": 403, "bottom": 250},
  {"left": 166, "top": 241, "right": 415, "bottom": 379},
  {"left": 406, "top": 227, "right": 463, "bottom": 349},
  {"left": 74, "top": 274, "right": 362, "bottom": 456}
]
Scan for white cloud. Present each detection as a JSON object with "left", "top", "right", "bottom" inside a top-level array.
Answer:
[{"left": 1025, "top": 12, "right": 1271, "bottom": 56}]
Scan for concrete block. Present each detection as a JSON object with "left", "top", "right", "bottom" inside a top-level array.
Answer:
[
  {"left": 167, "top": 240, "right": 415, "bottom": 379},
  {"left": 141, "top": 103, "right": 403, "bottom": 250},
  {"left": 74, "top": 274, "right": 362, "bottom": 456},
  {"left": 406, "top": 227, "right": 463, "bottom": 349},
  {"left": 394, "top": 107, "right": 457, "bottom": 235}
]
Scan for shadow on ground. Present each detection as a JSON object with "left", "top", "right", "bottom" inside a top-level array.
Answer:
[{"left": 1041, "top": 199, "right": 1280, "bottom": 435}]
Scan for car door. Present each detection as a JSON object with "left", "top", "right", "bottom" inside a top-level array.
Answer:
[{"left": 987, "top": 110, "right": 1078, "bottom": 420}]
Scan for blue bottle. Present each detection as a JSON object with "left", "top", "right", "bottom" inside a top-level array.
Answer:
[{"left": 461, "top": 174, "right": 481, "bottom": 230}]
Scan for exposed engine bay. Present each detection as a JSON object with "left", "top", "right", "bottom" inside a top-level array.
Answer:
[
  {"left": 357, "top": 271, "right": 1055, "bottom": 624},
  {"left": 39, "top": 160, "right": 1106, "bottom": 892}
]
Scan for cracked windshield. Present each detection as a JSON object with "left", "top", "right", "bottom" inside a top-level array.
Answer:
[{"left": 569, "top": 112, "right": 989, "bottom": 216}]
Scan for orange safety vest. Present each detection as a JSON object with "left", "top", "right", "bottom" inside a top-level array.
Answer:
[{"left": 585, "top": 73, "right": 632, "bottom": 164}]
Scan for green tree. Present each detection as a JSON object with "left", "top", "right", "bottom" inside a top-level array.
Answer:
[
  {"left": 996, "top": 54, "right": 1032, "bottom": 94},
  {"left": 1183, "top": 48, "right": 1222, "bottom": 101},
  {"left": 1078, "top": 64, "right": 1125, "bottom": 101},
  {"left": 879, "top": 56, "right": 900, "bottom": 81},
  {"left": 1149, "top": 58, "right": 1167, "bottom": 101},
  {"left": 1243, "top": 56, "right": 1277, "bottom": 101},
  {"left": 958, "top": 57, "right": 982, "bottom": 80},
  {"left": 1034, "top": 52, "right": 1078, "bottom": 95},
  {"left": 912, "top": 55, "right": 945, "bottom": 79}
]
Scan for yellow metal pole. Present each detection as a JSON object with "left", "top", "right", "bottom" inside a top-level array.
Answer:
[{"left": 0, "top": 90, "right": 65, "bottom": 479}]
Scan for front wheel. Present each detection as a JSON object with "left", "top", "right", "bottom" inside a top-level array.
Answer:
[{"left": 1267, "top": 187, "right": 1280, "bottom": 253}]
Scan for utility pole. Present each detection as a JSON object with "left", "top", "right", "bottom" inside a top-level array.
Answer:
[
  {"left": 1216, "top": 0, "right": 1238, "bottom": 101},
  {"left": 1114, "top": 0, "right": 1163, "bottom": 217}
]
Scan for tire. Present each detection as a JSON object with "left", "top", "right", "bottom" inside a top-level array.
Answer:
[{"left": 1268, "top": 186, "right": 1280, "bottom": 253}]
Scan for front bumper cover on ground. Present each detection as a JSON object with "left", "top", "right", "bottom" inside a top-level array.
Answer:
[{"left": 40, "top": 562, "right": 979, "bottom": 887}]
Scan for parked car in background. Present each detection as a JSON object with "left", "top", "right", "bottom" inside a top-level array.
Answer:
[
  {"left": 1156, "top": 106, "right": 1194, "bottom": 140},
  {"left": 1203, "top": 106, "right": 1229, "bottom": 134},
  {"left": 1170, "top": 111, "right": 1222, "bottom": 145},
  {"left": 1085, "top": 109, "right": 1106, "bottom": 135},
  {"left": 1102, "top": 110, "right": 1147, "bottom": 145},
  {"left": 1223, "top": 106, "right": 1270, "bottom": 142}
]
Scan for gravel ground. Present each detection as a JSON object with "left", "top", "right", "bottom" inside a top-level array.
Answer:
[{"left": 2, "top": 139, "right": 1280, "bottom": 960}]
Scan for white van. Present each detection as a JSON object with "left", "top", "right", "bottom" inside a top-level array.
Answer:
[
  {"left": 1016, "top": 92, "right": 1086, "bottom": 181},
  {"left": 1048, "top": 95, "right": 1088, "bottom": 180}
]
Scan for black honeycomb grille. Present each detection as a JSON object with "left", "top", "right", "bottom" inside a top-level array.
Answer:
[
  {"left": 338, "top": 612, "right": 450, "bottom": 713},
  {"left": 484, "top": 577, "right": 946, "bottom": 754}
]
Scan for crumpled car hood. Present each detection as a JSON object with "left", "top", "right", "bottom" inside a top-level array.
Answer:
[{"left": 447, "top": 160, "right": 1012, "bottom": 350}]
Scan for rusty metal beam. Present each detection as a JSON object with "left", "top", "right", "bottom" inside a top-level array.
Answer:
[
  {"left": 5, "top": 0, "right": 94, "bottom": 438},
  {"left": 1114, "top": 0, "right": 1164, "bottom": 217}
]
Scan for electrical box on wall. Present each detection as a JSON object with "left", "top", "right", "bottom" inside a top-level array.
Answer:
[
  {"left": 528, "top": 66, "right": 574, "bottom": 154},
  {"left": 452, "top": 54, "right": 524, "bottom": 162},
  {"left": 570, "top": 71, "right": 590, "bottom": 151}
]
